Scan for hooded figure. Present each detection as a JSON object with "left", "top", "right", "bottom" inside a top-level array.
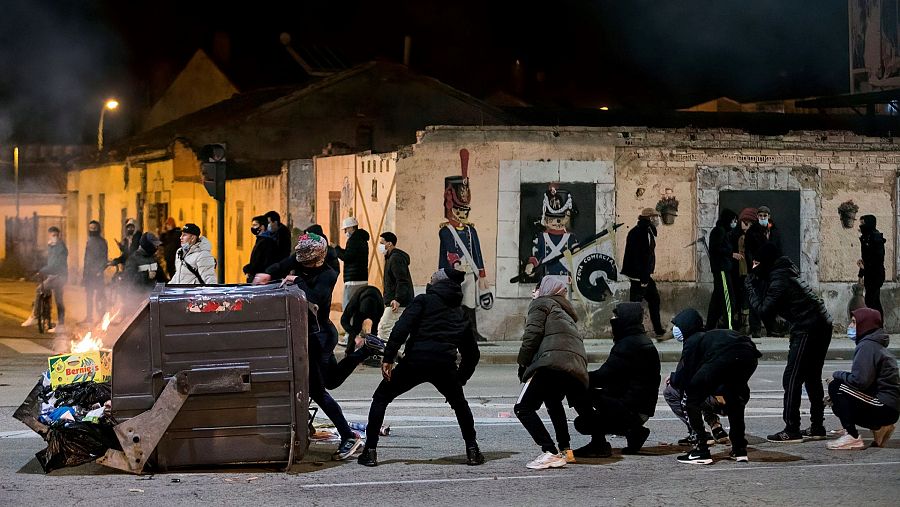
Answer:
[
  {"left": 124, "top": 232, "right": 166, "bottom": 292},
  {"left": 621, "top": 209, "right": 665, "bottom": 336},
  {"left": 857, "top": 215, "right": 886, "bottom": 318},
  {"left": 827, "top": 307, "right": 899, "bottom": 450},
  {"left": 706, "top": 209, "right": 738, "bottom": 330},
  {"left": 82, "top": 220, "right": 109, "bottom": 322},
  {"left": 572, "top": 302, "right": 661, "bottom": 458},
  {"left": 746, "top": 243, "right": 833, "bottom": 443}
]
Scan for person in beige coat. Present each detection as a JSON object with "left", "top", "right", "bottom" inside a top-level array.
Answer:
[{"left": 170, "top": 223, "right": 217, "bottom": 285}]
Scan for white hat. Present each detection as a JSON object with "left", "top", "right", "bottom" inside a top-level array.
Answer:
[{"left": 341, "top": 217, "right": 359, "bottom": 229}]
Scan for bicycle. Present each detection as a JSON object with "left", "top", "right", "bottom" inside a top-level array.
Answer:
[{"left": 34, "top": 275, "right": 56, "bottom": 334}]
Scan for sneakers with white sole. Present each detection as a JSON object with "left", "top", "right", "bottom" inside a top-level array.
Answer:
[
  {"left": 676, "top": 447, "right": 713, "bottom": 465},
  {"left": 526, "top": 451, "right": 567, "bottom": 469},
  {"left": 21, "top": 316, "right": 36, "bottom": 327},
  {"left": 826, "top": 434, "right": 865, "bottom": 450}
]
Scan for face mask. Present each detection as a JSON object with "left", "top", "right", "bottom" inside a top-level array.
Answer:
[
  {"left": 377, "top": 243, "right": 387, "bottom": 255},
  {"left": 650, "top": 217, "right": 661, "bottom": 228},
  {"left": 345, "top": 231, "right": 352, "bottom": 239},
  {"left": 673, "top": 325, "right": 684, "bottom": 342},
  {"left": 758, "top": 218, "right": 769, "bottom": 227},
  {"left": 250, "top": 226, "right": 260, "bottom": 236},
  {"left": 847, "top": 326, "right": 856, "bottom": 340},
  {"left": 48, "top": 237, "right": 58, "bottom": 246},
  {"left": 730, "top": 220, "right": 737, "bottom": 229},
  {"left": 89, "top": 230, "right": 99, "bottom": 237},
  {"left": 267, "top": 223, "right": 276, "bottom": 232},
  {"left": 181, "top": 242, "right": 190, "bottom": 251}
]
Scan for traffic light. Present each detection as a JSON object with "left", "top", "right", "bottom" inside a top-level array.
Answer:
[{"left": 198, "top": 144, "right": 226, "bottom": 201}]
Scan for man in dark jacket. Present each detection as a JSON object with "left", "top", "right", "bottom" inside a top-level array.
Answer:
[
  {"left": 827, "top": 307, "right": 899, "bottom": 450},
  {"left": 112, "top": 218, "right": 141, "bottom": 267},
  {"left": 340, "top": 285, "right": 384, "bottom": 354},
  {"left": 573, "top": 302, "right": 661, "bottom": 457},
  {"left": 706, "top": 209, "right": 738, "bottom": 330},
  {"left": 671, "top": 308, "right": 761, "bottom": 464},
  {"left": 159, "top": 218, "right": 181, "bottom": 278},
  {"left": 124, "top": 233, "right": 166, "bottom": 294},
  {"left": 23, "top": 226, "right": 68, "bottom": 332},
  {"left": 746, "top": 243, "right": 833, "bottom": 443},
  {"left": 305, "top": 224, "right": 340, "bottom": 275},
  {"left": 744, "top": 206, "right": 782, "bottom": 338},
  {"left": 264, "top": 210, "right": 292, "bottom": 261},
  {"left": 243, "top": 215, "right": 279, "bottom": 283},
  {"left": 378, "top": 232, "right": 413, "bottom": 341},
  {"left": 82, "top": 220, "right": 108, "bottom": 323},
  {"left": 857, "top": 215, "right": 886, "bottom": 319},
  {"left": 336, "top": 217, "right": 370, "bottom": 314},
  {"left": 357, "top": 268, "right": 484, "bottom": 467},
  {"left": 621, "top": 208, "right": 665, "bottom": 336}
]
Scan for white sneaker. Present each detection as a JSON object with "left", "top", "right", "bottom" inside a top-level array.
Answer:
[
  {"left": 526, "top": 451, "right": 567, "bottom": 469},
  {"left": 21, "top": 316, "right": 36, "bottom": 327},
  {"left": 826, "top": 434, "right": 865, "bottom": 450}
]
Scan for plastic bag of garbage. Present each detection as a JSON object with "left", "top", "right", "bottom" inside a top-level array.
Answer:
[
  {"left": 35, "top": 419, "right": 120, "bottom": 473},
  {"left": 13, "top": 377, "right": 51, "bottom": 437},
  {"left": 53, "top": 381, "right": 111, "bottom": 409}
]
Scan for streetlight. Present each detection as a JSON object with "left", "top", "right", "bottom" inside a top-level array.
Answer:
[{"left": 97, "top": 99, "right": 119, "bottom": 152}]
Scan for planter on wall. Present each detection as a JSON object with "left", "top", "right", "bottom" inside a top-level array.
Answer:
[
  {"left": 661, "top": 212, "right": 677, "bottom": 225},
  {"left": 840, "top": 213, "right": 856, "bottom": 228}
]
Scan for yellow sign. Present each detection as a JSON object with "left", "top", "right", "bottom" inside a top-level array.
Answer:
[{"left": 48, "top": 350, "right": 111, "bottom": 389}]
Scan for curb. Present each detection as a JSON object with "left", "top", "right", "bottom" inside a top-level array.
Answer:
[{"left": 477, "top": 348, "right": 886, "bottom": 365}]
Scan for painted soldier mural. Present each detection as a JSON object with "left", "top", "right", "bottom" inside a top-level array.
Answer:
[
  {"left": 439, "top": 149, "right": 492, "bottom": 340},
  {"left": 524, "top": 183, "right": 580, "bottom": 281}
]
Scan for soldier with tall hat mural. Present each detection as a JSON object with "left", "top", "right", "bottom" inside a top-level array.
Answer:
[
  {"left": 524, "top": 183, "right": 580, "bottom": 283},
  {"left": 439, "top": 149, "right": 492, "bottom": 341}
]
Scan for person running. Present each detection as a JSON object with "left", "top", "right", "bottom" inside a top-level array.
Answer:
[
  {"left": 515, "top": 276, "right": 590, "bottom": 469},
  {"left": 357, "top": 268, "right": 483, "bottom": 467},
  {"left": 621, "top": 208, "right": 665, "bottom": 337},
  {"left": 706, "top": 209, "right": 738, "bottom": 330},
  {"left": 671, "top": 308, "right": 761, "bottom": 464},
  {"left": 746, "top": 243, "right": 833, "bottom": 443},
  {"left": 857, "top": 215, "right": 886, "bottom": 319},
  {"left": 827, "top": 307, "right": 899, "bottom": 450}
]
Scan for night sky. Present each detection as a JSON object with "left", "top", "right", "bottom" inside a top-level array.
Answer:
[{"left": 0, "top": 0, "right": 849, "bottom": 145}]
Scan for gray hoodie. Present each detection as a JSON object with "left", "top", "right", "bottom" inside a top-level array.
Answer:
[{"left": 834, "top": 329, "right": 900, "bottom": 412}]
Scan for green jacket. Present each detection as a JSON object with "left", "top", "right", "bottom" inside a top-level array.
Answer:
[{"left": 518, "top": 295, "right": 588, "bottom": 387}]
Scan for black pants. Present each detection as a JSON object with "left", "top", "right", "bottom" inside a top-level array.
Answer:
[
  {"left": 782, "top": 323, "right": 831, "bottom": 432},
  {"left": 829, "top": 379, "right": 899, "bottom": 438},
  {"left": 514, "top": 369, "right": 588, "bottom": 453},
  {"left": 33, "top": 278, "right": 65, "bottom": 325},
  {"left": 706, "top": 270, "right": 735, "bottom": 330},
  {"left": 308, "top": 348, "right": 355, "bottom": 441},
  {"left": 84, "top": 282, "right": 105, "bottom": 322},
  {"left": 864, "top": 278, "right": 884, "bottom": 320},
  {"left": 365, "top": 360, "right": 476, "bottom": 449},
  {"left": 685, "top": 354, "right": 757, "bottom": 451},
  {"left": 323, "top": 347, "right": 374, "bottom": 390},
  {"left": 574, "top": 391, "right": 646, "bottom": 443},
  {"left": 629, "top": 279, "right": 663, "bottom": 334}
]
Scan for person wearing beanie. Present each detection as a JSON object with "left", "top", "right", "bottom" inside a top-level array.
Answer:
[
  {"left": 170, "top": 223, "right": 217, "bottom": 285},
  {"left": 730, "top": 207, "right": 758, "bottom": 333},
  {"left": 243, "top": 215, "right": 279, "bottom": 283},
  {"left": 357, "top": 267, "right": 484, "bottom": 467},
  {"left": 857, "top": 215, "right": 886, "bottom": 319},
  {"left": 159, "top": 217, "right": 181, "bottom": 278},
  {"left": 81, "top": 220, "right": 108, "bottom": 323},
  {"left": 745, "top": 243, "right": 833, "bottom": 443},
  {"left": 305, "top": 224, "right": 340, "bottom": 275},
  {"left": 124, "top": 232, "right": 166, "bottom": 293},
  {"left": 827, "top": 307, "right": 899, "bottom": 450},
  {"left": 621, "top": 208, "right": 665, "bottom": 337},
  {"left": 706, "top": 208, "right": 739, "bottom": 330}
]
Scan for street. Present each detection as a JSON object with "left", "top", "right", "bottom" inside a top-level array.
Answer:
[{"left": 0, "top": 314, "right": 898, "bottom": 506}]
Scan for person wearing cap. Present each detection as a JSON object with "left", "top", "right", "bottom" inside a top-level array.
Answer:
[
  {"left": 377, "top": 231, "right": 413, "bottom": 345},
  {"left": 754, "top": 205, "right": 783, "bottom": 257},
  {"left": 706, "top": 208, "right": 738, "bottom": 330},
  {"left": 22, "top": 226, "right": 68, "bottom": 333},
  {"left": 357, "top": 268, "right": 484, "bottom": 467},
  {"left": 170, "top": 223, "right": 217, "bottom": 285},
  {"left": 124, "top": 232, "right": 167, "bottom": 293},
  {"left": 746, "top": 242, "right": 833, "bottom": 443},
  {"left": 335, "top": 217, "right": 370, "bottom": 324},
  {"left": 264, "top": 210, "right": 292, "bottom": 261},
  {"left": 621, "top": 208, "right": 665, "bottom": 336},
  {"left": 857, "top": 214, "right": 886, "bottom": 319},
  {"left": 81, "top": 220, "right": 109, "bottom": 324},
  {"left": 827, "top": 307, "right": 899, "bottom": 450},
  {"left": 159, "top": 217, "right": 182, "bottom": 278}
]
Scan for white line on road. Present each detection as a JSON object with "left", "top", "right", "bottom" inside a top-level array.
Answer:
[
  {"left": 0, "top": 338, "right": 54, "bottom": 355},
  {"left": 697, "top": 461, "right": 900, "bottom": 472},
  {"left": 301, "top": 474, "right": 559, "bottom": 489},
  {"left": 0, "top": 430, "right": 42, "bottom": 439}
]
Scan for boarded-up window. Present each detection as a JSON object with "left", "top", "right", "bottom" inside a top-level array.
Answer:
[
  {"left": 236, "top": 201, "right": 245, "bottom": 250},
  {"left": 329, "top": 191, "right": 341, "bottom": 242}
]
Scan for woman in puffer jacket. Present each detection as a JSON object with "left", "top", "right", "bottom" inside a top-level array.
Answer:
[{"left": 514, "top": 276, "right": 591, "bottom": 470}]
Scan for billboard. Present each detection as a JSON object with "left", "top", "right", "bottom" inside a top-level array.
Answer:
[{"left": 850, "top": 0, "right": 900, "bottom": 93}]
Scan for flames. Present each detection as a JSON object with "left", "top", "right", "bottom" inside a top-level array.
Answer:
[{"left": 70, "top": 310, "right": 120, "bottom": 353}]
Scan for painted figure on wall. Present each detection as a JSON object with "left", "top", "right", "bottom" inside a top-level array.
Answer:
[
  {"left": 524, "top": 183, "right": 580, "bottom": 281},
  {"left": 439, "top": 149, "right": 491, "bottom": 340}
]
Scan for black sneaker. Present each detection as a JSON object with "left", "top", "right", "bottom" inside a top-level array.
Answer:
[
  {"left": 466, "top": 444, "right": 485, "bottom": 466},
  {"left": 766, "top": 429, "right": 803, "bottom": 443},
  {"left": 676, "top": 447, "right": 713, "bottom": 465},
  {"left": 800, "top": 426, "right": 826, "bottom": 441},
  {"left": 728, "top": 448, "right": 749, "bottom": 462},
  {"left": 573, "top": 440, "right": 612, "bottom": 458},
  {"left": 357, "top": 447, "right": 378, "bottom": 466},
  {"left": 364, "top": 333, "right": 386, "bottom": 354},
  {"left": 677, "top": 434, "right": 698, "bottom": 446},
  {"left": 711, "top": 426, "right": 729, "bottom": 444},
  {"left": 751, "top": 329, "right": 762, "bottom": 339},
  {"left": 334, "top": 433, "right": 364, "bottom": 460},
  {"left": 622, "top": 426, "right": 650, "bottom": 454}
]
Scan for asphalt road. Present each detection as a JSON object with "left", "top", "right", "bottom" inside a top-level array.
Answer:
[{"left": 1, "top": 313, "right": 898, "bottom": 506}]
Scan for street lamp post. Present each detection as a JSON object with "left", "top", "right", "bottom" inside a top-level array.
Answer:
[{"left": 97, "top": 99, "right": 119, "bottom": 152}]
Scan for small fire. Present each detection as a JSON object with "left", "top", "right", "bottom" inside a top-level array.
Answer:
[
  {"left": 100, "top": 310, "right": 119, "bottom": 332},
  {"left": 71, "top": 331, "right": 103, "bottom": 353}
]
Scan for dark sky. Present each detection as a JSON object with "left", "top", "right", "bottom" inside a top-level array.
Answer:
[{"left": 0, "top": 0, "right": 849, "bottom": 145}]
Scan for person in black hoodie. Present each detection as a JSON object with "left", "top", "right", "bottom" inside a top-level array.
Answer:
[
  {"left": 82, "top": 220, "right": 108, "bottom": 324},
  {"left": 335, "top": 217, "right": 370, "bottom": 323},
  {"left": 857, "top": 215, "right": 886, "bottom": 319},
  {"left": 621, "top": 209, "right": 665, "bottom": 336},
  {"left": 123, "top": 232, "right": 167, "bottom": 294},
  {"left": 159, "top": 218, "right": 181, "bottom": 278},
  {"left": 671, "top": 308, "right": 761, "bottom": 464},
  {"left": 357, "top": 268, "right": 483, "bottom": 467},
  {"left": 378, "top": 232, "right": 413, "bottom": 341},
  {"left": 573, "top": 302, "right": 661, "bottom": 457},
  {"left": 826, "top": 307, "right": 899, "bottom": 450},
  {"left": 746, "top": 242, "right": 833, "bottom": 443},
  {"left": 706, "top": 209, "right": 738, "bottom": 330},
  {"left": 242, "top": 216, "right": 279, "bottom": 283},
  {"left": 340, "top": 285, "right": 384, "bottom": 354},
  {"left": 264, "top": 211, "right": 292, "bottom": 260}
]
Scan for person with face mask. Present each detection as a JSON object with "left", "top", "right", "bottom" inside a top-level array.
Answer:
[
  {"left": 706, "top": 208, "right": 739, "bottom": 330},
  {"left": 263, "top": 210, "right": 292, "bottom": 261},
  {"left": 827, "top": 307, "right": 899, "bottom": 450},
  {"left": 377, "top": 232, "right": 412, "bottom": 345},
  {"left": 357, "top": 268, "right": 484, "bottom": 467},
  {"left": 335, "top": 217, "right": 370, "bottom": 336},
  {"left": 242, "top": 215, "right": 279, "bottom": 283},
  {"left": 746, "top": 242, "right": 833, "bottom": 443},
  {"left": 572, "top": 302, "right": 661, "bottom": 457},
  {"left": 670, "top": 308, "right": 761, "bottom": 464},
  {"left": 170, "top": 223, "right": 217, "bottom": 285},
  {"left": 111, "top": 218, "right": 142, "bottom": 267},
  {"left": 621, "top": 208, "right": 666, "bottom": 337},
  {"left": 124, "top": 232, "right": 166, "bottom": 294},
  {"left": 857, "top": 215, "right": 886, "bottom": 319},
  {"left": 81, "top": 220, "right": 108, "bottom": 324},
  {"left": 743, "top": 207, "right": 782, "bottom": 338},
  {"left": 755, "top": 205, "right": 783, "bottom": 258},
  {"left": 22, "top": 226, "right": 68, "bottom": 333}
]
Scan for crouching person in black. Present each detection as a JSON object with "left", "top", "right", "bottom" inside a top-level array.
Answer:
[
  {"left": 573, "top": 302, "right": 661, "bottom": 457},
  {"left": 672, "top": 308, "right": 761, "bottom": 464},
  {"left": 357, "top": 268, "right": 483, "bottom": 467}
]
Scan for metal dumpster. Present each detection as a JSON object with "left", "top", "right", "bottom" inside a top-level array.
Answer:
[{"left": 98, "top": 283, "right": 309, "bottom": 473}]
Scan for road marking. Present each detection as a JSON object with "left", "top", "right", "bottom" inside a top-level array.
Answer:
[
  {"left": 0, "top": 338, "right": 54, "bottom": 355},
  {"left": 698, "top": 461, "right": 900, "bottom": 472},
  {"left": 301, "top": 474, "right": 558, "bottom": 489},
  {"left": 0, "top": 430, "right": 42, "bottom": 439}
]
